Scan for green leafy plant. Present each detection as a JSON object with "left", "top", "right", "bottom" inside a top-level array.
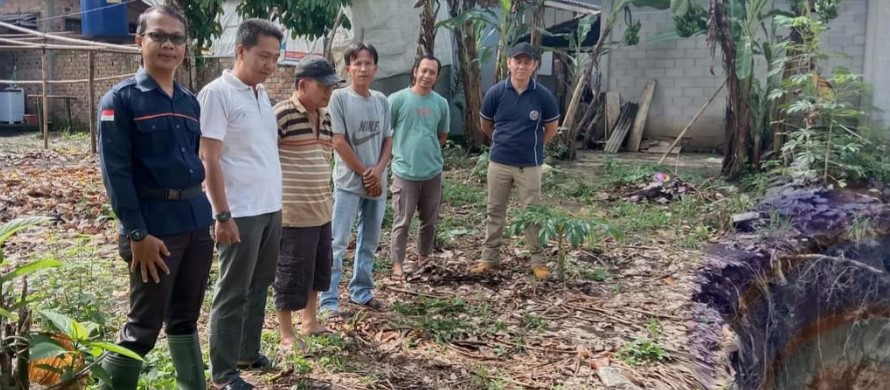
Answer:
[
  {"left": 1, "top": 216, "right": 59, "bottom": 389},
  {"left": 391, "top": 298, "right": 477, "bottom": 343},
  {"left": 616, "top": 319, "right": 668, "bottom": 366},
  {"left": 469, "top": 149, "right": 490, "bottom": 183},
  {"left": 508, "top": 205, "right": 622, "bottom": 282},
  {"left": 0, "top": 217, "right": 141, "bottom": 389},
  {"left": 31, "top": 236, "right": 118, "bottom": 338},
  {"left": 138, "top": 345, "right": 178, "bottom": 390},
  {"left": 520, "top": 313, "right": 548, "bottom": 331},
  {"left": 30, "top": 311, "right": 143, "bottom": 388},
  {"left": 771, "top": 8, "right": 886, "bottom": 186},
  {"left": 583, "top": 267, "right": 610, "bottom": 282},
  {"left": 442, "top": 179, "right": 485, "bottom": 207},
  {"left": 601, "top": 159, "right": 659, "bottom": 188},
  {"left": 846, "top": 216, "right": 876, "bottom": 246}
]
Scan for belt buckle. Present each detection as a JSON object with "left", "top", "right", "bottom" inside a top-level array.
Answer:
[{"left": 166, "top": 189, "right": 183, "bottom": 200}]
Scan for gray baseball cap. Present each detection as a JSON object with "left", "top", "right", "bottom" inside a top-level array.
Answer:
[{"left": 294, "top": 55, "right": 342, "bottom": 86}]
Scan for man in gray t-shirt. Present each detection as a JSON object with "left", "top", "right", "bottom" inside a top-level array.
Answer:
[
  {"left": 320, "top": 42, "right": 393, "bottom": 317},
  {"left": 329, "top": 83, "right": 391, "bottom": 194}
]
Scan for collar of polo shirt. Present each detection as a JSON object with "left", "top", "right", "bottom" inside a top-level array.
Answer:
[
  {"left": 221, "top": 69, "right": 264, "bottom": 92},
  {"left": 505, "top": 77, "right": 538, "bottom": 92}
]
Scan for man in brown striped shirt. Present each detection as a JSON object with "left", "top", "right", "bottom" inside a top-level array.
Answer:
[{"left": 272, "top": 56, "right": 341, "bottom": 355}]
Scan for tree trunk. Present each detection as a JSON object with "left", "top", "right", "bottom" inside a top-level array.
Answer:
[
  {"left": 530, "top": 2, "right": 544, "bottom": 47},
  {"left": 416, "top": 0, "right": 439, "bottom": 58},
  {"left": 772, "top": 0, "right": 815, "bottom": 156},
  {"left": 494, "top": 0, "right": 522, "bottom": 82},
  {"left": 324, "top": 7, "right": 345, "bottom": 65},
  {"left": 450, "top": 0, "right": 487, "bottom": 150},
  {"left": 712, "top": 0, "right": 750, "bottom": 179},
  {"left": 560, "top": 10, "right": 614, "bottom": 157}
]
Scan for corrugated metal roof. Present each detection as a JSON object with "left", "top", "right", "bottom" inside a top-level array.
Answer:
[{"left": 549, "top": 0, "right": 601, "bottom": 11}]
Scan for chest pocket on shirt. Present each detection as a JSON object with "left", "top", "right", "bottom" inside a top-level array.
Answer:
[{"left": 134, "top": 117, "right": 171, "bottom": 156}]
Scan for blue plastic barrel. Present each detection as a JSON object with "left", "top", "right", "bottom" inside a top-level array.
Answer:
[{"left": 80, "top": 0, "right": 129, "bottom": 39}]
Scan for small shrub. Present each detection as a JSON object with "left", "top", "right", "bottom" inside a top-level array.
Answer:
[
  {"left": 508, "top": 205, "right": 622, "bottom": 282},
  {"left": 617, "top": 319, "right": 668, "bottom": 366},
  {"left": 469, "top": 149, "right": 490, "bottom": 183},
  {"left": 441, "top": 179, "right": 485, "bottom": 207},
  {"left": 846, "top": 215, "right": 876, "bottom": 246},
  {"left": 442, "top": 140, "right": 472, "bottom": 171},
  {"left": 520, "top": 313, "right": 548, "bottom": 331}
]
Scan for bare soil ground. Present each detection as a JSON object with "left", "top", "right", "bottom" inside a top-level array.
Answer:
[{"left": 1, "top": 131, "right": 734, "bottom": 389}]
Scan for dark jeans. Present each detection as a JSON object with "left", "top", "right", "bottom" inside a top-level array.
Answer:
[{"left": 116, "top": 230, "right": 214, "bottom": 356}]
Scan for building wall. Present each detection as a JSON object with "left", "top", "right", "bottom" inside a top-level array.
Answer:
[
  {"left": 864, "top": 0, "right": 890, "bottom": 127},
  {"left": 0, "top": 0, "right": 79, "bottom": 32},
  {"left": 602, "top": 0, "right": 869, "bottom": 149}
]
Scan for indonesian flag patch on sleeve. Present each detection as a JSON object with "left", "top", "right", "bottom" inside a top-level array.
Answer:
[{"left": 100, "top": 109, "right": 114, "bottom": 122}]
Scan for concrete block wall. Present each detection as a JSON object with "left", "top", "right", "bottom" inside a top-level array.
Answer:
[
  {"left": 864, "top": 0, "right": 890, "bottom": 127},
  {"left": 602, "top": 0, "right": 869, "bottom": 149}
]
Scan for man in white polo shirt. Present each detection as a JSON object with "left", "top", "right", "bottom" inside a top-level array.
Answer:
[{"left": 198, "top": 19, "right": 282, "bottom": 390}]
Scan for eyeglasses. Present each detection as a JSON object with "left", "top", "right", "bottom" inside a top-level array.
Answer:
[{"left": 142, "top": 32, "right": 188, "bottom": 46}]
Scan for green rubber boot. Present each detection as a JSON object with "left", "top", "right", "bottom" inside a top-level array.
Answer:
[
  {"left": 167, "top": 333, "right": 207, "bottom": 390},
  {"left": 99, "top": 352, "right": 143, "bottom": 390}
]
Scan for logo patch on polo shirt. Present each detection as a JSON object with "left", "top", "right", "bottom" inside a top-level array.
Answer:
[
  {"left": 529, "top": 110, "right": 540, "bottom": 121},
  {"left": 100, "top": 109, "right": 114, "bottom": 122}
]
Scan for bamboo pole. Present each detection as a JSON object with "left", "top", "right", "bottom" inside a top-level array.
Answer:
[
  {"left": 41, "top": 48, "right": 49, "bottom": 149},
  {"left": 0, "top": 37, "right": 142, "bottom": 53},
  {"left": 89, "top": 52, "right": 97, "bottom": 154},
  {"left": 0, "top": 73, "right": 136, "bottom": 85},
  {"left": 657, "top": 81, "right": 726, "bottom": 164},
  {"left": 0, "top": 21, "right": 139, "bottom": 52}
]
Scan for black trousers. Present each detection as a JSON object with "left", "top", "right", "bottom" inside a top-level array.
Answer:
[{"left": 116, "top": 230, "right": 214, "bottom": 356}]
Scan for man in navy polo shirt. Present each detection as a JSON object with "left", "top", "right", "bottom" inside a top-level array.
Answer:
[
  {"left": 472, "top": 42, "right": 560, "bottom": 281},
  {"left": 97, "top": 5, "right": 212, "bottom": 389}
]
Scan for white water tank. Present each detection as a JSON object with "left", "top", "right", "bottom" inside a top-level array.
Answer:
[{"left": 0, "top": 88, "right": 25, "bottom": 124}]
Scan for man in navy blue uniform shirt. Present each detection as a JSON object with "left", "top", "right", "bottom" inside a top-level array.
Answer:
[
  {"left": 472, "top": 42, "right": 560, "bottom": 281},
  {"left": 97, "top": 5, "right": 212, "bottom": 389}
]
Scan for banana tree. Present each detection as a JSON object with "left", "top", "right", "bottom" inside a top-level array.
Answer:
[
  {"left": 415, "top": 0, "right": 441, "bottom": 58},
  {"left": 441, "top": 0, "right": 488, "bottom": 150}
]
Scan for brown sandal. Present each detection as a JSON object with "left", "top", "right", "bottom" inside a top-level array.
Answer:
[{"left": 352, "top": 297, "right": 387, "bottom": 312}]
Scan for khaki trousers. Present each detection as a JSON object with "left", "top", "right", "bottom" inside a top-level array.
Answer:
[
  {"left": 390, "top": 174, "right": 442, "bottom": 263},
  {"left": 481, "top": 161, "right": 544, "bottom": 266}
]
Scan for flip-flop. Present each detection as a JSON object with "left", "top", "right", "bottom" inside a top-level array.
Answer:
[
  {"left": 322, "top": 309, "right": 353, "bottom": 323},
  {"left": 351, "top": 297, "right": 387, "bottom": 312},
  {"left": 302, "top": 328, "right": 334, "bottom": 337}
]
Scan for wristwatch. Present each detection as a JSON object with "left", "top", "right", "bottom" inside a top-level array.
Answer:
[
  {"left": 128, "top": 229, "right": 147, "bottom": 242},
  {"left": 215, "top": 211, "right": 232, "bottom": 222}
]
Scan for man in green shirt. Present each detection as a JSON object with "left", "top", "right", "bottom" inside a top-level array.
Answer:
[{"left": 388, "top": 54, "right": 450, "bottom": 280}]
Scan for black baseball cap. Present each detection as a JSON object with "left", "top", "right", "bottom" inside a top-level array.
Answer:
[
  {"left": 294, "top": 55, "right": 342, "bottom": 86},
  {"left": 509, "top": 42, "right": 538, "bottom": 60}
]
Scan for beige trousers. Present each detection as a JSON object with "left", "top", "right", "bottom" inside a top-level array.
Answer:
[{"left": 481, "top": 161, "right": 544, "bottom": 266}]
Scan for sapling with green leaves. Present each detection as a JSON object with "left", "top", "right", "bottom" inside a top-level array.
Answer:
[
  {"left": 1, "top": 216, "right": 59, "bottom": 389},
  {"left": 507, "top": 205, "right": 621, "bottom": 282},
  {"left": 0, "top": 217, "right": 141, "bottom": 390}
]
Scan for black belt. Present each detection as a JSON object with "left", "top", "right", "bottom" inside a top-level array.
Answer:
[{"left": 139, "top": 186, "right": 204, "bottom": 201}]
